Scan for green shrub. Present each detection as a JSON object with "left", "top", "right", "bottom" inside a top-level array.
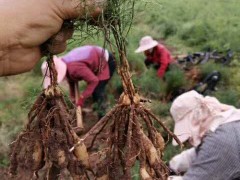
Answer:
[
  {"left": 107, "top": 73, "right": 123, "bottom": 98},
  {"left": 214, "top": 89, "right": 240, "bottom": 107},
  {"left": 128, "top": 55, "right": 145, "bottom": 74},
  {"left": 179, "top": 22, "right": 216, "bottom": 47},
  {"left": 133, "top": 69, "right": 167, "bottom": 98},
  {"left": 198, "top": 62, "right": 230, "bottom": 85},
  {"left": 163, "top": 22, "right": 178, "bottom": 38},
  {"left": 165, "top": 66, "right": 187, "bottom": 95},
  {"left": 228, "top": 68, "right": 240, "bottom": 96},
  {"left": 131, "top": 161, "right": 140, "bottom": 180},
  {"left": 150, "top": 101, "right": 171, "bottom": 117},
  {"left": 0, "top": 125, "right": 12, "bottom": 167},
  {"left": 158, "top": 19, "right": 178, "bottom": 38}
]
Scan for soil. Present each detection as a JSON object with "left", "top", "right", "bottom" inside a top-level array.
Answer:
[
  {"left": 0, "top": 167, "right": 11, "bottom": 180},
  {"left": 79, "top": 108, "right": 110, "bottom": 169},
  {"left": 68, "top": 103, "right": 110, "bottom": 176}
]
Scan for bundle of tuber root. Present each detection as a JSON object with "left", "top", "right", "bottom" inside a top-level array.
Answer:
[
  {"left": 77, "top": 0, "right": 183, "bottom": 175},
  {"left": 9, "top": 55, "right": 91, "bottom": 179},
  {"left": 71, "top": 53, "right": 182, "bottom": 180}
]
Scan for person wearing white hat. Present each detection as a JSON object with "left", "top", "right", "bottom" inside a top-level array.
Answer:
[
  {"left": 168, "top": 90, "right": 240, "bottom": 180},
  {"left": 41, "top": 45, "right": 116, "bottom": 119},
  {"left": 135, "top": 35, "right": 172, "bottom": 78}
]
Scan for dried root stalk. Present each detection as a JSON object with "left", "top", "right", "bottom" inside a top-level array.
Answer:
[
  {"left": 84, "top": 0, "right": 182, "bottom": 177},
  {"left": 89, "top": 101, "right": 180, "bottom": 180},
  {"left": 9, "top": 56, "right": 90, "bottom": 179},
  {"left": 71, "top": 54, "right": 181, "bottom": 180}
]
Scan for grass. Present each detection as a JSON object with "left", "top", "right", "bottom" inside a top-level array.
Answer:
[
  {"left": 0, "top": 73, "right": 42, "bottom": 166},
  {"left": 1, "top": 0, "right": 240, "bottom": 173},
  {"left": 132, "top": 0, "right": 240, "bottom": 52}
]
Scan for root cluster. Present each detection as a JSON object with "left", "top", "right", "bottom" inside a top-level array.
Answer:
[
  {"left": 9, "top": 87, "right": 91, "bottom": 179},
  {"left": 69, "top": 51, "right": 182, "bottom": 180},
  {"left": 74, "top": 93, "right": 181, "bottom": 180}
]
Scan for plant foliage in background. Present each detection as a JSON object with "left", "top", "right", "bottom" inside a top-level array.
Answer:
[
  {"left": 165, "top": 65, "right": 187, "bottom": 97},
  {"left": 2, "top": 0, "right": 240, "bottom": 175}
]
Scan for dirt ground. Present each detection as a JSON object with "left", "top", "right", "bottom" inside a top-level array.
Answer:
[
  {"left": 0, "top": 167, "right": 12, "bottom": 180},
  {"left": 79, "top": 108, "right": 110, "bottom": 170}
]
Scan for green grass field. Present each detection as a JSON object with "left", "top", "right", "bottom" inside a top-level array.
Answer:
[{"left": 1, "top": 0, "right": 240, "bottom": 170}]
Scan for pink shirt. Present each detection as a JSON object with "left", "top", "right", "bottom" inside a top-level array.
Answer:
[
  {"left": 62, "top": 45, "right": 110, "bottom": 100},
  {"left": 145, "top": 44, "right": 172, "bottom": 78}
]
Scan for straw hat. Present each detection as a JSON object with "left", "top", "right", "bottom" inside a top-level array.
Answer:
[
  {"left": 135, "top": 36, "right": 158, "bottom": 53},
  {"left": 41, "top": 56, "right": 67, "bottom": 88}
]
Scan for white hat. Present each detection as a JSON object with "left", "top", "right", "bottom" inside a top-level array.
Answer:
[
  {"left": 41, "top": 56, "right": 67, "bottom": 88},
  {"left": 170, "top": 90, "right": 237, "bottom": 146},
  {"left": 170, "top": 90, "right": 203, "bottom": 146},
  {"left": 135, "top": 36, "right": 158, "bottom": 53}
]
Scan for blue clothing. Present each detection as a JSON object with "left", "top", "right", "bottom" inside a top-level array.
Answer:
[{"left": 183, "top": 121, "right": 240, "bottom": 180}]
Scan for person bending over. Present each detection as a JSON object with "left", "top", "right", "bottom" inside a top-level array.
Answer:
[
  {"left": 42, "top": 45, "right": 115, "bottom": 119},
  {"left": 135, "top": 35, "right": 172, "bottom": 78},
  {"left": 168, "top": 90, "right": 240, "bottom": 180}
]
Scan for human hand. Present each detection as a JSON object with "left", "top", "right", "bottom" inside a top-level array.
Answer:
[
  {"left": 76, "top": 96, "right": 84, "bottom": 107},
  {"left": 168, "top": 176, "right": 183, "bottom": 180},
  {"left": 169, "top": 147, "right": 196, "bottom": 174},
  {"left": 0, "top": 0, "right": 106, "bottom": 76},
  {"left": 70, "top": 95, "right": 76, "bottom": 104}
]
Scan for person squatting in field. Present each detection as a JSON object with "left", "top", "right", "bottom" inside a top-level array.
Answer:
[
  {"left": 135, "top": 35, "right": 172, "bottom": 79},
  {"left": 168, "top": 90, "right": 240, "bottom": 180},
  {"left": 0, "top": 0, "right": 106, "bottom": 77},
  {"left": 42, "top": 45, "right": 116, "bottom": 119}
]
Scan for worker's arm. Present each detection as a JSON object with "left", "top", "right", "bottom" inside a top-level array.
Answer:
[
  {"left": 69, "top": 65, "right": 99, "bottom": 107},
  {"left": 67, "top": 77, "right": 76, "bottom": 103},
  {"left": 80, "top": 74, "right": 99, "bottom": 106},
  {"left": 169, "top": 147, "right": 196, "bottom": 174},
  {"left": 157, "top": 49, "right": 170, "bottom": 78}
]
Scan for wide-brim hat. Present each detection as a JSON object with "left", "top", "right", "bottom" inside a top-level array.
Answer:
[
  {"left": 135, "top": 35, "right": 158, "bottom": 53},
  {"left": 171, "top": 90, "right": 237, "bottom": 146},
  {"left": 170, "top": 90, "right": 203, "bottom": 146},
  {"left": 41, "top": 56, "right": 67, "bottom": 88},
  {"left": 172, "top": 115, "right": 192, "bottom": 146}
]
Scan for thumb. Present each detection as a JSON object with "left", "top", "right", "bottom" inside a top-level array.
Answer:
[{"left": 42, "top": 20, "right": 74, "bottom": 55}]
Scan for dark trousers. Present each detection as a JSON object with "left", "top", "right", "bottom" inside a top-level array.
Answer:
[{"left": 92, "top": 57, "right": 116, "bottom": 119}]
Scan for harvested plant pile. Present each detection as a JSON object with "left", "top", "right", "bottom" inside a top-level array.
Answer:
[
  {"left": 8, "top": 0, "right": 181, "bottom": 179},
  {"left": 71, "top": 1, "right": 181, "bottom": 179},
  {"left": 9, "top": 56, "right": 91, "bottom": 179},
  {"left": 71, "top": 53, "right": 181, "bottom": 179}
]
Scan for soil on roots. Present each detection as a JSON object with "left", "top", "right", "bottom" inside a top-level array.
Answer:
[
  {"left": 80, "top": 109, "right": 110, "bottom": 171},
  {"left": 9, "top": 87, "right": 90, "bottom": 180},
  {"left": 73, "top": 95, "right": 181, "bottom": 180},
  {"left": 0, "top": 167, "right": 11, "bottom": 180}
]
